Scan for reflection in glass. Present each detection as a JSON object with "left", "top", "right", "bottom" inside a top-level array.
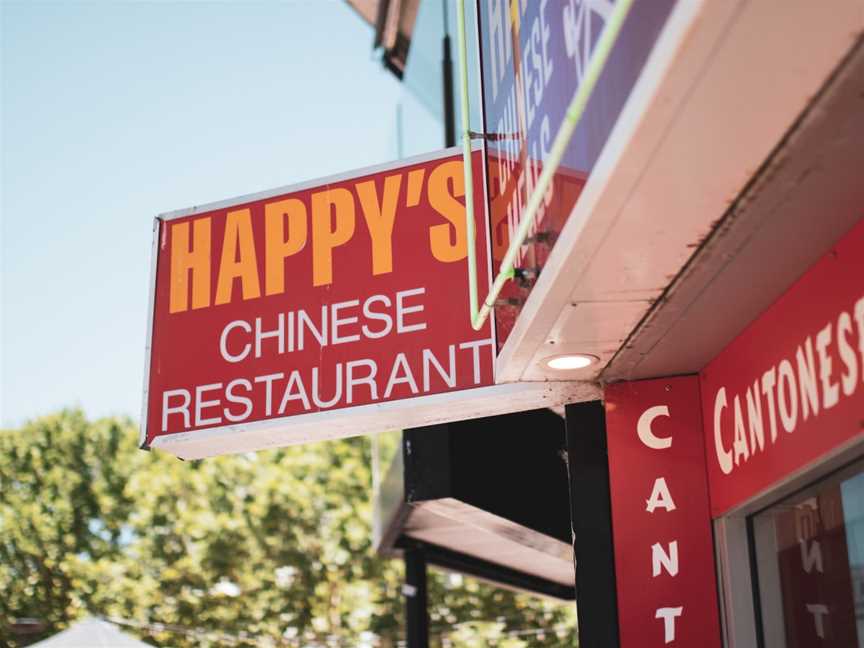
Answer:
[{"left": 753, "top": 460, "right": 864, "bottom": 647}]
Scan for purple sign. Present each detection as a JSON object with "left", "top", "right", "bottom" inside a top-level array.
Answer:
[{"left": 478, "top": 0, "right": 676, "bottom": 347}]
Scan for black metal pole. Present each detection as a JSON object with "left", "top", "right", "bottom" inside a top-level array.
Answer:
[
  {"left": 565, "top": 401, "right": 620, "bottom": 648},
  {"left": 404, "top": 547, "right": 429, "bottom": 648},
  {"left": 442, "top": 35, "right": 456, "bottom": 148},
  {"left": 442, "top": 0, "right": 456, "bottom": 148}
]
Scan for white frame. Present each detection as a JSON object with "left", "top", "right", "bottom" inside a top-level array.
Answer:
[{"left": 139, "top": 217, "right": 161, "bottom": 448}]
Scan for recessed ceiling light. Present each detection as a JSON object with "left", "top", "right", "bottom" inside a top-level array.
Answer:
[{"left": 545, "top": 354, "right": 598, "bottom": 370}]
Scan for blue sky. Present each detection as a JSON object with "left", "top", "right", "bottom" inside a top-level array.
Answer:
[{"left": 1, "top": 1, "right": 441, "bottom": 427}]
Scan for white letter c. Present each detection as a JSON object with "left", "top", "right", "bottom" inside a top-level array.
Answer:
[
  {"left": 714, "top": 387, "right": 733, "bottom": 475},
  {"left": 220, "top": 319, "right": 252, "bottom": 363},
  {"left": 637, "top": 405, "right": 672, "bottom": 450}
]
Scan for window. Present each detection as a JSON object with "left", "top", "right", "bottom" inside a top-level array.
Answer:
[{"left": 752, "top": 460, "right": 864, "bottom": 647}]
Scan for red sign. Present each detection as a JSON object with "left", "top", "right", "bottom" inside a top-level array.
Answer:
[
  {"left": 701, "top": 219, "right": 864, "bottom": 516},
  {"left": 142, "top": 150, "right": 494, "bottom": 454},
  {"left": 605, "top": 376, "right": 721, "bottom": 648}
]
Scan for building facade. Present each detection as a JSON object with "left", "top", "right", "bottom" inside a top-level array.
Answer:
[{"left": 350, "top": 1, "right": 864, "bottom": 646}]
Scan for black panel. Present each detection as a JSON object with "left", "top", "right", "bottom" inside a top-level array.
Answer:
[
  {"left": 565, "top": 401, "right": 619, "bottom": 648},
  {"left": 404, "top": 424, "right": 452, "bottom": 502},
  {"left": 406, "top": 409, "right": 571, "bottom": 543},
  {"left": 450, "top": 409, "right": 570, "bottom": 543}
]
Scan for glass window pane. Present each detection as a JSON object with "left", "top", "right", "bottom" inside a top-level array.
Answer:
[{"left": 753, "top": 460, "right": 864, "bottom": 647}]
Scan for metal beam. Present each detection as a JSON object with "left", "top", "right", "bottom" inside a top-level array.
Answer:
[{"left": 404, "top": 547, "right": 429, "bottom": 648}]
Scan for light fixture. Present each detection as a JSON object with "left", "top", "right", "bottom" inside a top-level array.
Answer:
[{"left": 545, "top": 354, "right": 598, "bottom": 370}]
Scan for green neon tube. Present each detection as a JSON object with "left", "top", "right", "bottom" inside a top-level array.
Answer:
[
  {"left": 457, "top": 0, "right": 635, "bottom": 331},
  {"left": 456, "top": 0, "right": 479, "bottom": 323}
]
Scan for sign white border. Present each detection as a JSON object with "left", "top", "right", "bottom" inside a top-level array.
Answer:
[{"left": 151, "top": 381, "right": 597, "bottom": 460}]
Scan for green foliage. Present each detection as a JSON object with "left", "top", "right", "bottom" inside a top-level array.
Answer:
[{"left": 0, "top": 410, "right": 577, "bottom": 647}]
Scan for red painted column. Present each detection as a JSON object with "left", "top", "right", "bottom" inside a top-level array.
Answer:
[{"left": 605, "top": 376, "right": 722, "bottom": 647}]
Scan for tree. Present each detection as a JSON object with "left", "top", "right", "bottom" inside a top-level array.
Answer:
[{"left": 0, "top": 410, "right": 577, "bottom": 647}]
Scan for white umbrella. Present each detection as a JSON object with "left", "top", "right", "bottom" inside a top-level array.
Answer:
[{"left": 29, "top": 617, "right": 153, "bottom": 648}]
